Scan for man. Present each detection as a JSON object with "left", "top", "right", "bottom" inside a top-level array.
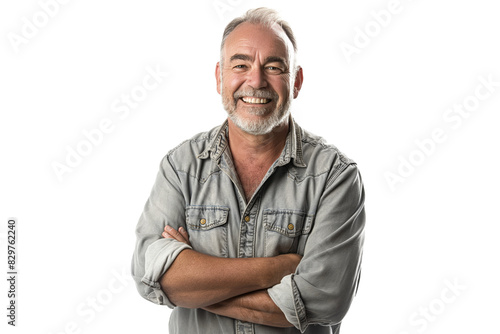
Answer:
[{"left": 132, "top": 7, "right": 365, "bottom": 334}]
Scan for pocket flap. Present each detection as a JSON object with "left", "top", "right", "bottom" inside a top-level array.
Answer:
[
  {"left": 186, "top": 206, "right": 229, "bottom": 230},
  {"left": 264, "top": 209, "right": 313, "bottom": 237}
]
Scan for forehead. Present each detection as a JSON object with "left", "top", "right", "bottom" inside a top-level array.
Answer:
[{"left": 223, "top": 22, "right": 292, "bottom": 62}]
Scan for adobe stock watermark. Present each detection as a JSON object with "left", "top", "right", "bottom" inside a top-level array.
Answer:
[
  {"left": 7, "top": 0, "right": 72, "bottom": 54},
  {"left": 212, "top": 0, "right": 245, "bottom": 21},
  {"left": 339, "top": 0, "right": 417, "bottom": 64},
  {"left": 397, "top": 278, "right": 466, "bottom": 334},
  {"left": 51, "top": 64, "right": 168, "bottom": 182},
  {"left": 385, "top": 73, "right": 499, "bottom": 191},
  {"left": 46, "top": 266, "right": 133, "bottom": 334}
]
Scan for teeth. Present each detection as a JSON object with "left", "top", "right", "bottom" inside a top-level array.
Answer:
[{"left": 242, "top": 97, "right": 270, "bottom": 104}]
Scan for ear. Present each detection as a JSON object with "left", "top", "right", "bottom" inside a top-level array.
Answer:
[
  {"left": 292, "top": 66, "right": 303, "bottom": 99},
  {"left": 216, "top": 62, "right": 222, "bottom": 95}
]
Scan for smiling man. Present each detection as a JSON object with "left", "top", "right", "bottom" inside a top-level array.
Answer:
[{"left": 132, "top": 7, "right": 366, "bottom": 334}]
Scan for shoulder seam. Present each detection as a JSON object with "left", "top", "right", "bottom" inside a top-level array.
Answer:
[
  {"left": 166, "top": 127, "right": 219, "bottom": 157},
  {"left": 326, "top": 161, "right": 357, "bottom": 188}
]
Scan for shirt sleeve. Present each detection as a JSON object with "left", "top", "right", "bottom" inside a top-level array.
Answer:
[
  {"left": 267, "top": 163, "right": 366, "bottom": 332},
  {"left": 131, "top": 155, "right": 192, "bottom": 308}
]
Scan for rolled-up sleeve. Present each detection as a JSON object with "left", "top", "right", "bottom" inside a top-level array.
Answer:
[
  {"left": 131, "top": 155, "right": 192, "bottom": 308},
  {"left": 268, "top": 163, "right": 365, "bottom": 332}
]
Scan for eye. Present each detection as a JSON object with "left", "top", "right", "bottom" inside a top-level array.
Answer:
[
  {"left": 266, "top": 66, "right": 284, "bottom": 74},
  {"left": 233, "top": 64, "right": 247, "bottom": 71}
]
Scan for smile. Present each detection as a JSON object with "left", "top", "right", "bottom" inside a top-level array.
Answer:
[{"left": 240, "top": 97, "right": 272, "bottom": 104}]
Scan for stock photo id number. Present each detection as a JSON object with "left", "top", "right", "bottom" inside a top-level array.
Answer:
[{"left": 6, "top": 218, "right": 18, "bottom": 326}]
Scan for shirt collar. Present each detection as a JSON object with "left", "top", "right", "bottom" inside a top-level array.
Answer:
[
  {"left": 198, "top": 116, "right": 307, "bottom": 168},
  {"left": 197, "top": 120, "right": 229, "bottom": 161}
]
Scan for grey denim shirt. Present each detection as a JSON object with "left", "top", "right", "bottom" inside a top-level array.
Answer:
[{"left": 132, "top": 118, "right": 366, "bottom": 334}]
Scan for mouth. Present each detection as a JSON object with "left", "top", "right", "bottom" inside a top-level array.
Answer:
[{"left": 240, "top": 96, "right": 272, "bottom": 104}]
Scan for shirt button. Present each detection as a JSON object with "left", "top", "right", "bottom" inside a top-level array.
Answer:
[
  {"left": 244, "top": 216, "right": 250, "bottom": 222},
  {"left": 288, "top": 223, "right": 294, "bottom": 230},
  {"left": 200, "top": 218, "right": 206, "bottom": 225}
]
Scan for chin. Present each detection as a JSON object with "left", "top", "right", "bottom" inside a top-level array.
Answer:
[{"left": 229, "top": 109, "right": 290, "bottom": 135}]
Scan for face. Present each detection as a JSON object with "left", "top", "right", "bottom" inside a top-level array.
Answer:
[{"left": 216, "top": 22, "right": 303, "bottom": 135}]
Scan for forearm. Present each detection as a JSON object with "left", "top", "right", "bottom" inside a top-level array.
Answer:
[
  {"left": 203, "top": 290, "right": 293, "bottom": 328},
  {"left": 160, "top": 249, "right": 298, "bottom": 308}
]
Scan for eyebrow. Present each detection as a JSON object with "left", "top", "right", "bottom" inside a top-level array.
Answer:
[
  {"left": 230, "top": 54, "right": 253, "bottom": 62},
  {"left": 264, "top": 56, "right": 288, "bottom": 67},
  {"left": 229, "top": 54, "right": 288, "bottom": 67}
]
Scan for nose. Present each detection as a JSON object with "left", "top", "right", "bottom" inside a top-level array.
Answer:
[{"left": 246, "top": 66, "right": 268, "bottom": 90}]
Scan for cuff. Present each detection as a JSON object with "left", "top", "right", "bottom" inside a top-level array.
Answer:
[
  {"left": 141, "top": 238, "right": 192, "bottom": 308},
  {"left": 268, "top": 274, "right": 308, "bottom": 332}
]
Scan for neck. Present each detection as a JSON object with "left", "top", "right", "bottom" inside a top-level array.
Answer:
[{"left": 227, "top": 118, "right": 289, "bottom": 164}]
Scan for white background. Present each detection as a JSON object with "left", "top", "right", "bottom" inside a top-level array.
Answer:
[{"left": 1, "top": 0, "right": 499, "bottom": 333}]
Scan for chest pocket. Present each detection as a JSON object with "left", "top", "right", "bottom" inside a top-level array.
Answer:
[
  {"left": 263, "top": 209, "right": 313, "bottom": 256},
  {"left": 186, "top": 205, "right": 229, "bottom": 257}
]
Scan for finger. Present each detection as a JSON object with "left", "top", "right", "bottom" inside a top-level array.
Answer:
[
  {"left": 178, "top": 227, "right": 191, "bottom": 247},
  {"left": 164, "top": 225, "right": 187, "bottom": 243},
  {"left": 179, "top": 227, "right": 190, "bottom": 241}
]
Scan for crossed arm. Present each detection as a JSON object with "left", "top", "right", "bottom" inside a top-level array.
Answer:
[{"left": 159, "top": 225, "right": 300, "bottom": 327}]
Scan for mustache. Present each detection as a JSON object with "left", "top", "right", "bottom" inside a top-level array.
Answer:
[{"left": 233, "top": 88, "right": 277, "bottom": 100}]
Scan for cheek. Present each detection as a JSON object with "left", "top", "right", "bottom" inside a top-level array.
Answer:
[
  {"left": 228, "top": 75, "right": 245, "bottom": 91},
  {"left": 222, "top": 71, "right": 243, "bottom": 87},
  {"left": 273, "top": 80, "right": 291, "bottom": 100}
]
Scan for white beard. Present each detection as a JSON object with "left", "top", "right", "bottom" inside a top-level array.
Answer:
[{"left": 221, "top": 85, "right": 292, "bottom": 135}]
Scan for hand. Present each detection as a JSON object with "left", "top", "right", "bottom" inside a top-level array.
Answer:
[{"left": 162, "top": 225, "right": 191, "bottom": 247}]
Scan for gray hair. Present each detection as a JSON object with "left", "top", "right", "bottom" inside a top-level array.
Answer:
[{"left": 220, "top": 7, "right": 298, "bottom": 70}]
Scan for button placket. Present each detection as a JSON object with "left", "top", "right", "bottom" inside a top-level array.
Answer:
[{"left": 238, "top": 197, "right": 260, "bottom": 259}]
